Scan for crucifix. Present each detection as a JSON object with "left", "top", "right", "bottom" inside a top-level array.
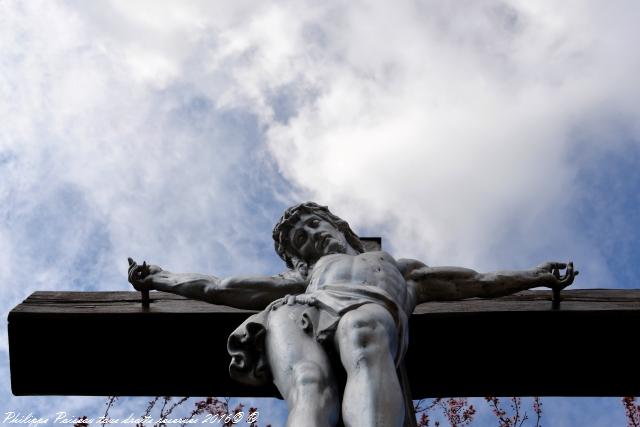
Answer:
[
  {"left": 127, "top": 201, "right": 578, "bottom": 427},
  {"left": 8, "top": 202, "right": 640, "bottom": 427}
]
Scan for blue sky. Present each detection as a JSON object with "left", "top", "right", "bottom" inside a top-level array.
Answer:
[{"left": 1, "top": 1, "right": 639, "bottom": 425}]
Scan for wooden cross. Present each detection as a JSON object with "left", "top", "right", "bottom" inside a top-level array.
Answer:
[
  {"left": 7, "top": 237, "right": 640, "bottom": 424},
  {"left": 10, "top": 288, "right": 640, "bottom": 397}
]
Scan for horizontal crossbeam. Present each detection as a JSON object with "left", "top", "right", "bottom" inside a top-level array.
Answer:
[{"left": 9, "top": 289, "right": 640, "bottom": 397}]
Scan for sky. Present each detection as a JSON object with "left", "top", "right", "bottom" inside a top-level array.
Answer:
[{"left": 1, "top": 0, "right": 639, "bottom": 425}]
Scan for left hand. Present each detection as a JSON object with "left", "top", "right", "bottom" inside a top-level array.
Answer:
[
  {"left": 128, "top": 257, "right": 162, "bottom": 291},
  {"left": 535, "top": 261, "right": 579, "bottom": 290}
]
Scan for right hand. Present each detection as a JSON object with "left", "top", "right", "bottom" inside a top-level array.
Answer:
[
  {"left": 128, "top": 257, "right": 162, "bottom": 291},
  {"left": 535, "top": 261, "right": 578, "bottom": 290}
]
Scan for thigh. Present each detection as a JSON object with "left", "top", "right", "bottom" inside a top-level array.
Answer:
[
  {"left": 265, "top": 304, "right": 336, "bottom": 398},
  {"left": 334, "top": 303, "right": 399, "bottom": 361}
]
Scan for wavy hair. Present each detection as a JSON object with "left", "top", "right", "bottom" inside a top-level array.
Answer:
[{"left": 272, "top": 202, "right": 364, "bottom": 275}]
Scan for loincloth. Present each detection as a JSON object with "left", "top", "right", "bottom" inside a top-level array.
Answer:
[{"left": 227, "top": 284, "right": 409, "bottom": 386}]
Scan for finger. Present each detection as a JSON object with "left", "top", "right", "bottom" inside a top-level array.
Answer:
[
  {"left": 128, "top": 266, "right": 141, "bottom": 285},
  {"left": 552, "top": 262, "right": 567, "bottom": 270},
  {"left": 128, "top": 258, "right": 137, "bottom": 274},
  {"left": 559, "top": 268, "right": 576, "bottom": 285},
  {"left": 128, "top": 266, "right": 138, "bottom": 282}
]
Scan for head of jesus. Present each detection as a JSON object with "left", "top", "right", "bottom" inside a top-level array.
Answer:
[{"left": 273, "top": 202, "right": 365, "bottom": 275}]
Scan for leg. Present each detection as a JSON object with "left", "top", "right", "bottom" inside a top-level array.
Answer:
[
  {"left": 335, "top": 304, "right": 404, "bottom": 427},
  {"left": 266, "top": 305, "right": 340, "bottom": 427}
]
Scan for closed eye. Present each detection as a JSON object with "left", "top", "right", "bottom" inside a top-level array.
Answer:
[{"left": 306, "top": 218, "right": 320, "bottom": 228}]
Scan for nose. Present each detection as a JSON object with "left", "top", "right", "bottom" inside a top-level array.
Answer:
[{"left": 313, "top": 231, "right": 327, "bottom": 248}]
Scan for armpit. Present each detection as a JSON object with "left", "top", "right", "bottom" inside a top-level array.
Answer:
[{"left": 274, "top": 269, "right": 305, "bottom": 284}]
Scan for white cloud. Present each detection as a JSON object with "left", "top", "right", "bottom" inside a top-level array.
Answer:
[
  {"left": 1, "top": 1, "right": 287, "bottom": 292},
  {"left": 258, "top": 1, "right": 640, "bottom": 278}
]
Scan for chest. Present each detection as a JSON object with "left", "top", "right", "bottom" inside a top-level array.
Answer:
[{"left": 309, "top": 251, "right": 404, "bottom": 286}]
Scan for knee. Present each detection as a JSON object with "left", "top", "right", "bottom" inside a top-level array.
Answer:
[{"left": 288, "top": 362, "right": 339, "bottom": 425}]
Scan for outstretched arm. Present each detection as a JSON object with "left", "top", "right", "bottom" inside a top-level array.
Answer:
[
  {"left": 400, "top": 259, "right": 578, "bottom": 303},
  {"left": 128, "top": 258, "right": 307, "bottom": 310}
]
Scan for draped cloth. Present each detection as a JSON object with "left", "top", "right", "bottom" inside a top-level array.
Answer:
[{"left": 227, "top": 284, "right": 409, "bottom": 386}]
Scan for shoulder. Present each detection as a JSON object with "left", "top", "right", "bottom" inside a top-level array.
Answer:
[
  {"left": 358, "top": 250, "right": 406, "bottom": 266},
  {"left": 396, "top": 258, "right": 428, "bottom": 276},
  {"left": 363, "top": 252, "right": 428, "bottom": 275}
]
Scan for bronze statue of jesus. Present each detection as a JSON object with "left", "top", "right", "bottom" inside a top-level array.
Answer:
[{"left": 128, "top": 202, "right": 577, "bottom": 427}]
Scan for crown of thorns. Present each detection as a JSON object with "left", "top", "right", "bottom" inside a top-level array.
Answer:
[{"left": 272, "top": 202, "right": 364, "bottom": 268}]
